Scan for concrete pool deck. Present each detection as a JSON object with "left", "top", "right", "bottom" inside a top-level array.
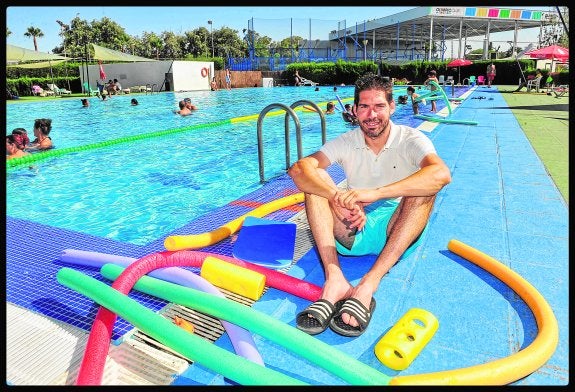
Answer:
[{"left": 5, "top": 84, "right": 569, "bottom": 385}]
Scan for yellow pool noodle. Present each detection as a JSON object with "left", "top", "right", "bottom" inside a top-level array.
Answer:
[
  {"left": 164, "top": 193, "right": 304, "bottom": 251},
  {"left": 200, "top": 256, "right": 266, "bottom": 300}
]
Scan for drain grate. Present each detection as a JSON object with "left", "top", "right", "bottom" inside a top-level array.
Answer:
[{"left": 6, "top": 302, "right": 188, "bottom": 385}]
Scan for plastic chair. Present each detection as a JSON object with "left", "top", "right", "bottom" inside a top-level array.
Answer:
[
  {"left": 477, "top": 75, "right": 485, "bottom": 85},
  {"left": 468, "top": 76, "right": 476, "bottom": 86},
  {"left": 526, "top": 76, "right": 543, "bottom": 93},
  {"left": 82, "top": 82, "right": 99, "bottom": 96}
]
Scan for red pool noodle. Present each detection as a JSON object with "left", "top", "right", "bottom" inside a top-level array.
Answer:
[{"left": 75, "top": 250, "right": 321, "bottom": 385}]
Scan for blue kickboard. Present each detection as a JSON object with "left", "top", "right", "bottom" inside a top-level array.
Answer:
[{"left": 232, "top": 216, "right": 296, "bottom": 268}]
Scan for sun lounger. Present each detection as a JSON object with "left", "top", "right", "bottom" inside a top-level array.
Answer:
[
  {"left": 47, "top": 83, "right": 72, "bottom": 95},
  {"left": 300, "top": 77, "right": 318, "bottom": 86},
  {"left": 552, "top": 85, "right": 569, "bottom": 98}
]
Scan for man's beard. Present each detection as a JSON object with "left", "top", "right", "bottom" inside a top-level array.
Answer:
[{"left": 360, "top": 118, "right": 390, "bottom": 139}]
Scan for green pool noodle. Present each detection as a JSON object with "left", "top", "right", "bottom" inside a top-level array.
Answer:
[
  {"left": 56, "top": 267, "right": 306, "bottom": 386},
  {"left": 414, "top": 114, "right": 478, "bottom": 126},
  {"left": 6, "top": 119, "right": 233, "bottom": 169},
  {"left": 100, "top": 263, "right": 392, "bottom": 386},
  {"left": 428, "top": 81, "right": 452, "bottom": 115}
]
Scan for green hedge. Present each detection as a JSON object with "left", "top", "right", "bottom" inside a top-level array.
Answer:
[
  {"left": 7, "top": 58, "right": 569, "bottom": 95},
  {"left": 284, "top": 59, "right": 569, "bottom": 86}
]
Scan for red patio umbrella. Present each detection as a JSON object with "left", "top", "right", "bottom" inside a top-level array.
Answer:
[
  {"left": 447, "top": 58, "right": 473, "bottom": 85},
  {"left": 525, "top": 44, "right": 569, "bottom": 62}
]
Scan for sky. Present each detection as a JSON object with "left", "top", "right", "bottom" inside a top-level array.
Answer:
[{"left": 6, "top": 5, "right": 551, "bottom": 54}]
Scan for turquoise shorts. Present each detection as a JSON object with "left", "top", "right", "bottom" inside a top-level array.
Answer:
[{"left": 335, "top": 199, "right": 427, "bottom": 260}]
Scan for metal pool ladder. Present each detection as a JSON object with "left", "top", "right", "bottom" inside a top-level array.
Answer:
[
  {"left": 146, "top": 83, "right": 158, "bottom": 94},
  {"left": 257, "top": 100, "right": 326, "bottom": 183}
]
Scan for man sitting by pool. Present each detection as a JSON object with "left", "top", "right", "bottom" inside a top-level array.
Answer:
[{"left": 288, "top": 73, "right": 451, "bottom": 337}]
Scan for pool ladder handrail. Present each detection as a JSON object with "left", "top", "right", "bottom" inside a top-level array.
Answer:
[
  {"left": 146, "top": 83, "right": 158, "bottom": 94},
  {"left": 257, "top": 99, "right": 326, "bottom": 183}
]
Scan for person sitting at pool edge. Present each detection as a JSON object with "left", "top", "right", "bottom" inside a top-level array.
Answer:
[
  {"left": 105, "top": 79, "right": 116, "bottom": 95},
  {"left": 288, "top": 73, "right": 451, "bottom": 337},
  {"left": 27, "top": 118, "right": 54, "bottom": 151},
  {"left": 113, "top": 78, "right": 122, "bottom": 93},
  {"left": 210, "top": 77, "right": 218, "bottom": 91}
]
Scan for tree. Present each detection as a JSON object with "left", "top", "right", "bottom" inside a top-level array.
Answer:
[
  {"left": 160, "top": 31, "right": 182, "bottom": 59},
  {"left": 180, "top": 29, "right": 208, "bottom": 58},
  {"left": 141, "top": 32, "right": 163, "bottom": 60},
  {"left": 24, "top": 26, "right": 44, "bottom": 51},
  {"left": 277, "top": 36, "right": 305, "bottom": 58},
  {"left": 7, "top": 27, "right": 11, "bottom": 37},
  {"left": 91, "top": 17, "right": 131, "bottom": 52},
  {"left": 541, "top": 6, "right": 569, "bottom": 48},
  {"left": 213, "top": 27, "right": 248, "bottom": 58}
]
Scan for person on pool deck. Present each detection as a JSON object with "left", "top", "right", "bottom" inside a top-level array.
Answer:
[
  {"left": 210, "top": 77, "right": 218, "bottom": 91},
  {"left": 514, "top": 69, "right": 542, "bottom": 92},
  {"left": 294, "top": 70, "right": 303, "bottom": 86},
  {"left": 27, "top": 118, "right": 54, "bottom": 151},
  {"left": 486, "top": 63, "right": 496, "bottom": 88},
  {"left": 288, "top": 73, "right": 451, "bottom": 337},
  {"left": 225, "top": 68, "right": 232, "bottom": 90},
  {"left": 423, "top": 70, "right": 439, "bottom": 112}
]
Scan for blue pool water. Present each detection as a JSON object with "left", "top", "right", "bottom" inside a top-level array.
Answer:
[{"left": 6, "top": 86, "right": 463, "bottom": 245}]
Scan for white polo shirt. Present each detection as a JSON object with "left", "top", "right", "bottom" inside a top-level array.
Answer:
[{"left": 320, "top": 121, "right": 436, "bottom": 191}]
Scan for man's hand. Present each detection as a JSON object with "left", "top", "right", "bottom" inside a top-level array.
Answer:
[
  {"left": 334, "top": 188, "right": 379, "bottom": 208},
  {"left": 331, "top": 189, "right": 367, "bottom": 231}
]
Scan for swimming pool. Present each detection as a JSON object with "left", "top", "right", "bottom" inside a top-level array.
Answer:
[{"left": 6, "top": 86, "right": 464, "bottom": 245}]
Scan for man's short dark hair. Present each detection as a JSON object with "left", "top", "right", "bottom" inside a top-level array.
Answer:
[{"left": 354, "top": 73, "right": 394, "bottom": 106}]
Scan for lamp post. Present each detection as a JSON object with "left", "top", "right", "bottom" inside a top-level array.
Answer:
[
  {"left": 56, "top": 20, "right": 72, "bottom": 91},
  {"left": 363, "top": 39, "right": 368, "bottom": 61},
  {"left": 208, "top": 20, "right": 214, "bottom": 57}
]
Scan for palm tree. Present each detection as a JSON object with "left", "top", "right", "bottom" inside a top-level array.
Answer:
[{"left": 24, "top": 26, "right": 44, "bottom": 51}]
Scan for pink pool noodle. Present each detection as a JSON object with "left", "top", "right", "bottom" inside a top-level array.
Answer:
[
  {"left": 60, "top": 249, "right": 322, "bottom": 385},
  {"left": 59, "top": 249, "right": 264, "bottom": 369}
]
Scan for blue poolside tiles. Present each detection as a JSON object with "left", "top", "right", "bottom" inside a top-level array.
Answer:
[{"left": 6, "top": 85, "right": 568, "bottom": 385}]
